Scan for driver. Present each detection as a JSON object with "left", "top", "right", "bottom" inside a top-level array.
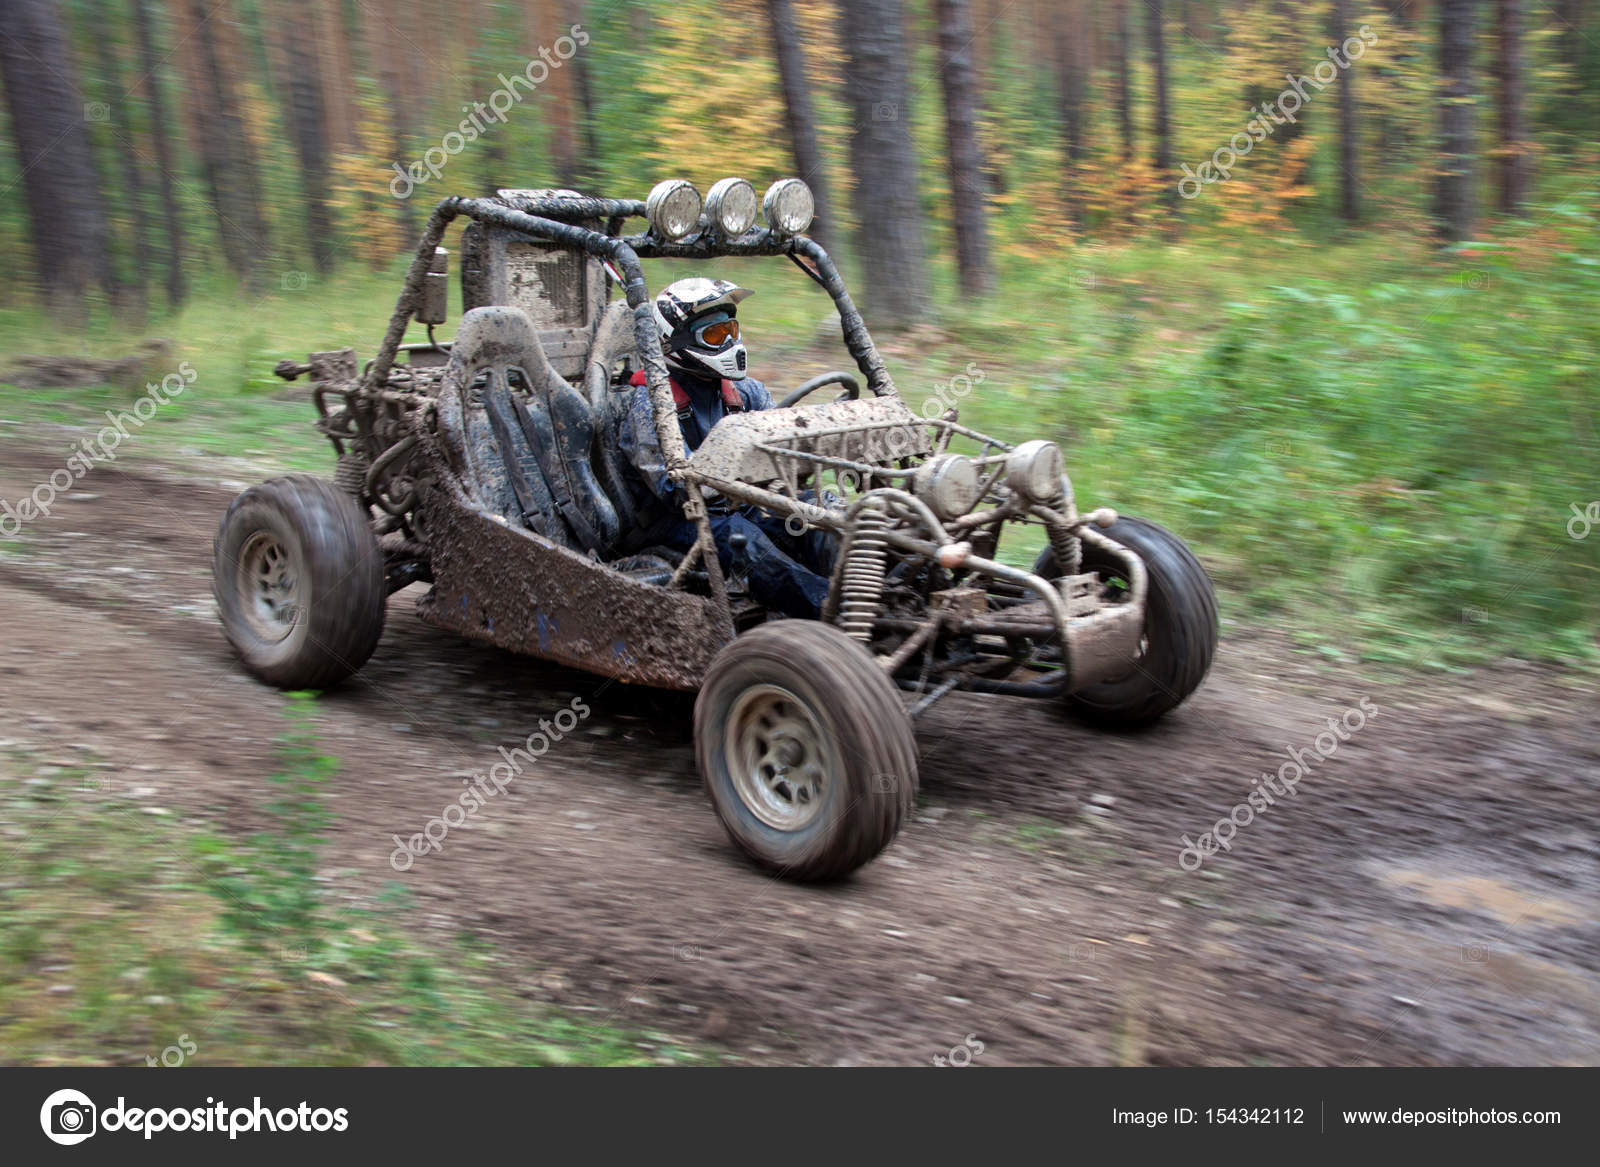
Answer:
[{"left": 616, "top": 277, "right": 836, "bottom": 617}]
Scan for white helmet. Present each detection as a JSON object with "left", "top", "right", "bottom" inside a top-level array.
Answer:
[{"left": 652, "top": 277, "right": 753, "bottom": 380}]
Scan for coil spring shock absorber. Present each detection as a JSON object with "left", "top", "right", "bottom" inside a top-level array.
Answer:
[
  {"left": 837, "top": 504, "right": 891, "bottom": 643},
  {"left": 1048, "top": 514, "right": 1082, "bottom": 577},
  {"left": 1045, "top": 475, "right": 1081, "bottom": 577}
]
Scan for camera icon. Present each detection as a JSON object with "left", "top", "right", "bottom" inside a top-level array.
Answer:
[
  {"left": 1461, "top": 271, "right": 1489, "bottom": 290},
  {"left": 84, "top": 102, "right": 110, "bottom": 123},
  {"left": 1070, "top": 269, "right": 1096, "bottom": 290},
  {"left": 1460, "top": 944, "right": 1490, "bottom": 963},
  {"left": 281, "top": 270, "right": 309, "bottom": 291},
  {"left": 871, "top": 102, "right": 899, "bottom": 123},
  {"left": 40, "top": 1089, "right": 97, "bottom": 1145}
]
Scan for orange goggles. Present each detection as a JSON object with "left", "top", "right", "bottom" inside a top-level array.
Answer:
[{"left": 694, "top": 318, "right": 740, "bottom": 348}]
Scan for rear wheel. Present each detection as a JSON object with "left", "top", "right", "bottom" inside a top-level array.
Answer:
[
  {"left": 213, "top": 475, "right": 386, "bottom": 689},
  {"left": 695, "top": 622, "right": 916, "bottom": 881},
  {"left": 1035, "top": 515, "right": 1217, "bottom": 727}
]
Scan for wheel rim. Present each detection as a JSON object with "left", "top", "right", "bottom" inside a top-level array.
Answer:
[
  {"left": 237, "top": 530, "right": 302, "bottom": 643},
  {"left": 725, "top": 684, "right": 832, "bottom": 832}
]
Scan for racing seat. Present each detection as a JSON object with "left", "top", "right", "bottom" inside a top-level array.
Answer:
[{"left": 445, "top": 306, "right": 621, "bottom": 556}]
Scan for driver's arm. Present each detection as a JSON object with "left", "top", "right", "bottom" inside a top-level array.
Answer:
[
  {"left": 616, "top": 387, "right": 676, "bottom": 502},
  {"left": 735, "top": 377, "right": 774, "bottom": 412}
]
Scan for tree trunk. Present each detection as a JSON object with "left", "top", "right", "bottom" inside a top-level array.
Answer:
[
  {"left": 1145, "top": 0, "right": 1176, "bottom": 207},
  {"left": 1435, "top": 0, "right": 1477, "bottom": 241},
  {"left": 840, "top": 0, "right": 929, "bottom": 328},
  {"left": 89, "top": 0, "right": 150, "bottom": 316},
  {"left": 1333, "top": 0, "right": 1361, "bottom": 220},
  {"left": 1053, "top": 0, "right": 1089, "bottom": 226},
  {"left": 533, "top": 1, "right": 580, "bottom": 188},
  {"left": 1555, "top": 0, "right": 1585, "bottom": 83},
  {"left": 274, "top": 0, "right": 337, "bottom": 273},
  {"left": 765, "top": 0, "right": 836, "bottom": 249},
  {"left": 1494, "top": 0, "right": 1531, "bottom": 213},
  {"left": 312, "top": 0, "right": 358, "bottom": 151},
  {"left": 935, "top": 0, "right": 993, "bottom": 294},
  {"left": 470, "top": 0, "right": 509, "bottom": 193},
  {"left": 178, "top": 0, "right": 272, "bottom": 286},
  {"left": 1115, "top": 0, "right": 1134, "bottom": 154},
  {"left": 131, "top": 0, "right": 185, "bottom": 307},
  {"left": 566, "top": 0, "right": 601, "bottom": 185},
  {"left": 0, "top": 0, "right": 114, "bottom": 314},
  {"left": 370, "top": 0, "right": 419, "bottom": 237}
]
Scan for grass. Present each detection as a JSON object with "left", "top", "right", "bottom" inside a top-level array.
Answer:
[
  {"left": 1011, "top": 818, "right": 1066, "bottom": 853},
  {"left": 0, "top": 696, "right": 700, "bottom": 1066},
  {"left": 1, "top": 185, "right": 1596, "bottom": 671}
]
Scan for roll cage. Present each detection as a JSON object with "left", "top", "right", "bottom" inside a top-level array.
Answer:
[{"left": 367, "top": 193, "right": 898, "bottom": 477}]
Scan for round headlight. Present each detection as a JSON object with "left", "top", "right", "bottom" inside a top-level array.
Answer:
[
  {"left": 646, "top": 179, "right": 702, "bottom": 241},
  {"left": 762, "top": 178, "right": 815, "bottom": 235},
  {"left": 705, "top": 177, "right": 759, "bottom": 237},
  {"left": 1005, "top": 440, "right": 1065, "bottom": 503},
  {"left": 913, "top": 453, "right": 981, "bottom": 521}
]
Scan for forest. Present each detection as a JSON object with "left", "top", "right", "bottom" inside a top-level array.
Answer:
[
  {"left": 0, "top": 0, "right": 1596, "bottom": 664},
  {"left": 0, "top": 1, "right": 1594, "bottom": 313}
]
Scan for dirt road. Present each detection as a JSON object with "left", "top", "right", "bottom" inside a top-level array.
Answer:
[{"left": 2, "top": 430, "right": 1596, "bottom": 1065}]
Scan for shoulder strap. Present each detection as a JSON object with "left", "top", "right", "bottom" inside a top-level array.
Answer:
[
  {"left": 507, "top": 387, "right": 603, "bottom": 551},
  {"left": 629, "top": 368, "right": 694, "bottom": 414}
]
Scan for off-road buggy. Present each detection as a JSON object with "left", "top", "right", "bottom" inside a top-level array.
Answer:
[{"left": 214, "top": 179, "right": 1217, "bottom": 880}]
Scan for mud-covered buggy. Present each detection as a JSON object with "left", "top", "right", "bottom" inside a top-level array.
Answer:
[{"left": 215, "top": 180, "right": 1217, "bottom": 880}]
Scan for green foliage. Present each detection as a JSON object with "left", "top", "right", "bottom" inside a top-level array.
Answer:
[
  {"left": 0, "top": 712, "right": 698, "bottom": 1066},
  {"left": 191, "top": 692, "right": 333, "bottom": 960}
]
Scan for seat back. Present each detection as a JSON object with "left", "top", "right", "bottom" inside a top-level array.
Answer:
[
  {"left": 443, "top": 306, "right": 621, "bottom": 556},
  {"left": 459, "top": 191, "right": 608, "bottom": 382}
]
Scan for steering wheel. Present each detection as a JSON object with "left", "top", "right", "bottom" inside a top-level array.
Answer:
[{"left": 778, "top": 371, "right": 862, "bottom": 408}]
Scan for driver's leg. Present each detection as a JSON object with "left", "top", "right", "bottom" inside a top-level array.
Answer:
[
  {"left": 746, "top": 495, "right": 840, "bottom": 581},
  {"left": 718, "top": 512, "right": 830, "bottom": 618},
  {"left": 644, "top": 510, "right": 830, "bottom": 618}
]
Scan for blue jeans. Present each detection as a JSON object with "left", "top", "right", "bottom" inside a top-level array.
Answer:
[{"left": 649, "top": 506, "right": 837, "bottom": 618}]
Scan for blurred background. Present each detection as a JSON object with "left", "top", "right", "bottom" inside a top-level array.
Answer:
[
  {"left": 0, "top": 0, "right": 1597, "bottom": 1071},
  {"left": 0, "top": 1, "right": 1594, "bottom": 666},
  {"left": 2, "top": 1, "right": 1595, "bottom": 669}
]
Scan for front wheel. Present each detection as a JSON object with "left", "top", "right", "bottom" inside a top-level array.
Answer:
[
  {"left": 213, "top": 475, "right": 387, "bottom": 689},
  {"left": 695, "top": 622, "right": 917, "bottom": 881},
  {"left": 1035, "top": 515, "right": 1218, "bottom": 728}
]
